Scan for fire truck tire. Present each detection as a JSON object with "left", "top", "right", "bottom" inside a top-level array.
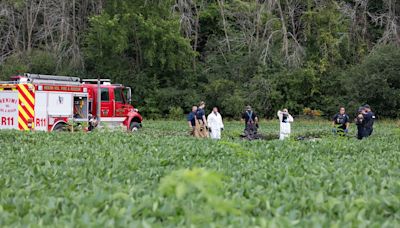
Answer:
[
  {"left": 53, "top": 122, "right": 68, "bottom": 132},
  {"left": 129, "top": 122, "right": 141, "bottom": 132}
]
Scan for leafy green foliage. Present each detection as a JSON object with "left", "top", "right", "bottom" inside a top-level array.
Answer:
[
  {"left": 0, "top": 51, "right": 58, "bottom": 81},
  {"left": 0, "top": 120, "right": 400, "bottom": 226},
  {"left": 167, "top": 106, "right": 184, "bottom": 120},
  {"left": 344, "top": 45, "right": 400, "bottom": 117},
  {"left": 83, "top": 0, "right": 196, "bottom": 116}
]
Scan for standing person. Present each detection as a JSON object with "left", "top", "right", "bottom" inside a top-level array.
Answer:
[
  {"left": 363, "top": 104, "right": 376, "bottom": 136},
  {"left": 207, "top": 107, "right": 224, "bottom": 140},
  {"left": 355, "top": 107, "right": 367, "bottom": 140},
  {"left": 241, "top": 105, "right": 259, "bottom": 139},
  {"left": 187, "top": 106, "right": 197, "bottom": 136},
  {"left": 277, "top": 108, "right": 294, "bottom": 140},
  {"left": 332, "top": 107, "right": 350, "bottom": 136},
  {"left": 195, "top": 101, "right": 208, "bottom": 138},
  {"left": 88, "top": 112, "right": 98, "bottom": 131}
]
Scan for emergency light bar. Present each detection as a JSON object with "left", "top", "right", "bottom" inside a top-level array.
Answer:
[{"left": 82, "top": 79, "right": 112, "bottom": 84}]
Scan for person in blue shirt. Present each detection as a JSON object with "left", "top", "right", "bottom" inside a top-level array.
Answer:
[
  {"left": 194, "top": 101, "right": 208, "bottom": 138},
  {"left": 332, "top": 107, "right": 350, "bottom": 136},
  {"left": 363, "top": 104, "right": 376, "bottom": 136},
  {"left": 187, "top": 106, "right": 197, "bottom": 136}
]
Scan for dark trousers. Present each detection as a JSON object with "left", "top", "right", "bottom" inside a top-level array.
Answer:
[
  {"left": 357, "top": 125, "right": 365, "bottom": 139},
  {"left": 357, "top": 125, "right": 372, "bottom": 139},
  {"left": 244, "top": 122, "right": 258, "bottom": 139},
  {"left": 336, "top": 126, "right": 346, "bottom": 136},
  {"left": 366, "top": 128, "right": 373, "bottom": 136}
]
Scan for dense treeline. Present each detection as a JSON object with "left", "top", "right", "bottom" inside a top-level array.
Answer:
[{"left": 1, "top": 0, "right": 399, "bottom": 118}]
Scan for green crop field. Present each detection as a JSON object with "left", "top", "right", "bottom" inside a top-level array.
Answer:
[{"left": 1, "top": 120, "right": 400, "bottom": 227}]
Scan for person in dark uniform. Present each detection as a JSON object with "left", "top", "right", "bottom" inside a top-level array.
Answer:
[
  {"left": 363, "top": 104, "right": 376, "bottom": 137},
  {"left": 187, "top": 106, "right": 197, "bottom": 136},
  {"left": 355, "top": 107, "right": 367, "bottom": 140},
  {"left": 241, "top": 105, "right": 259, "bottom": 139},
  {"left": 332, "top": 107, "right": 350, "bottom": 136},
  {"left": 194, "top": 101, "right": 208, "bottom": 138}
]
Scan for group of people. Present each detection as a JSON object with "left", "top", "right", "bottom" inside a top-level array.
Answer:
[
  {"left": 187, "top": 102, "right": 294, "bottom": 140},
  {"left": 241, "top": 105, "right": 294, "bottom": 140},
  {"left": 332, "top": 105, "right": 376, "bottom": 139},
  {"left": 187, "top": 102, "right": 376, "bottom": 140},
  {"left": 187, "top": 102, "right": 224, "bottom": 139}
]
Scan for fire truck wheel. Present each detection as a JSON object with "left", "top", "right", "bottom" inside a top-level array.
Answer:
[
  {"left": 53, "top": 123, "right": 68, "bottom": 132},
  {"left": 129, "top": 122, "right": 141, "bottom": 132}
]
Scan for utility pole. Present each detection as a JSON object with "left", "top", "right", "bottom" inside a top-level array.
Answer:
[
  {"left": 97, "top": 75, "right": 101, "bottom": 126},
  {"left": 96, "top": 31, "right": 102, "bottom": 126}
]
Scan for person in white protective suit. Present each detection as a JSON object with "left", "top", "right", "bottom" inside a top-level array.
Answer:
[
  {"left": 207, "top": 107, "right": 224, "bottom": 140},
  {"left": 277, "top": 108, "right": 294, "bottom": 140}
]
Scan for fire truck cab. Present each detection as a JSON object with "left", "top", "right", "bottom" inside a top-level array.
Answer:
[{"left": 0, "top": 73, "right": 143, "bottom": 132}]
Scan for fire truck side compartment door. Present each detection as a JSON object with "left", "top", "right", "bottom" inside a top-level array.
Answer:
[
  {"left": 0, "top": 91, "right": 19, "bottom": 130},
  {"left": 100, "top": 88, "right": 112, "bottom": 117},
  {"left": 73, "top": 94, "right": 88, "bottom": 121},
  {"left": 114, "top": 87, "right": 125, "bottom": 117},
  {"left": 48, "top": 93, "right": 73, "bottom": 117},
  {"left": 34, "top": 92, "right": 48, "bottom": 131}
]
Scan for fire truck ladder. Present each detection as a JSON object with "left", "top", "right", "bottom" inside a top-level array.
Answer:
[{"left": 24, "top": 73, "right": 81, "bottom": 85}]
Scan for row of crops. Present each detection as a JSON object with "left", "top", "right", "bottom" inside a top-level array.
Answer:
[{"left": 1, "top": 120, "right": 399, "bottom": 227}]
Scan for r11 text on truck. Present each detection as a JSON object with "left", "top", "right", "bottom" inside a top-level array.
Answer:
[{"left": 0, "top": 73, "right": 143, "bottom": 132}]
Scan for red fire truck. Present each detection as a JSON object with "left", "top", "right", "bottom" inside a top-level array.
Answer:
[{"left": 0, "top": 73, "right": 143, "bottom": 132}]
